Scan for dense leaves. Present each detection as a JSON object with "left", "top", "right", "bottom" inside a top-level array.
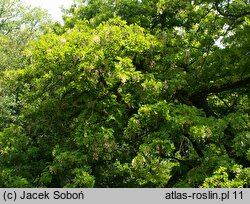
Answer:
[{"left": 0, "top": 0, "right": 249, "bottom": 187}]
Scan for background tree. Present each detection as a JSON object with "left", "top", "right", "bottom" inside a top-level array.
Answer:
[
  {"left": 0, "top": 0, "right": 51, "bottom": 71},
  {"left": 0, "top": 0, "right": 51, "bottom": 150}
]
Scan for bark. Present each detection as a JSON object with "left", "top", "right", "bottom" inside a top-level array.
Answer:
[{"left": 176, "top": 77, "right": 250, "bottom": 117}]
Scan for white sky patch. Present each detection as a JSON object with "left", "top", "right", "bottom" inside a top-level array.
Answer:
[{"left": 24, "top": 0, "right": 74, "bottom": 22}]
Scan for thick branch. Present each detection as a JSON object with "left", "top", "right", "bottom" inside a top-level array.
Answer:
[
  {"left": 165, "top": 158, "right": 201, "bottom": 187},
  {"left": 175, "top": 89, "right": 216, "bottom": 117},
  {"left": 215, "top": 0, "right": 250, "bottom": 19},
  {"left": 190, "top": 76, "right": 250, "bottom": 100},
  {"left": 190, "top": 77, "right": 250, "bottom": 116},
  {"left": 176, "top": 77, "right": 250, "bottom": 117}
]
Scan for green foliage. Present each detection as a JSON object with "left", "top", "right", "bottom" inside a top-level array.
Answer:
[
  {"left": 0, "top": 0, "right": 249, "bottom": 187},
  {"left": 0, "top": 169, "right": 30, "bottom": 187},
  {"left": 201, "top": 165, "right": 250, "bottom": 188}
]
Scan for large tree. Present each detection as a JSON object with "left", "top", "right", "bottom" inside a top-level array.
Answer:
[
  {"left": 0, "top": 0, "right": 50, "bottom": 140},
  {"left": 0, "top": 0, "right": 249, "bottom": 187}
]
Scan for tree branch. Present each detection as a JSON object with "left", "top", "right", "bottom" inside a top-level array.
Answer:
[
  {"left": 165, "top": 158, "right": 201, "bottom": 187},
  {"left": 175, "top": 77, "right": 250, "bottom": 117},
  {"left": 190, "top": 76, "right": 250, "bottom": 99},
  {"left": 214, "top": 0, "right": 250, "bottom": 19}
]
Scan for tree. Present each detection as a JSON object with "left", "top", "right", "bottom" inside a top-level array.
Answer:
[
  {"left": 0, "top": 0, "right": 51, "bottom": 71},
  {"left": 0, "top": 0, "right": 51, "bottom": 139},
  {"left": 0, "top": 0, "right": 249, "bottom": 187}
]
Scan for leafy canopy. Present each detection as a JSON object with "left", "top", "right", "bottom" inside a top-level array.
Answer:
[{"left": 0, "top": 0, "right": 249, "bottom": 187}]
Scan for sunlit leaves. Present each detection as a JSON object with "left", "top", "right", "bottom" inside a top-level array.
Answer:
[{"left": 201, "top": 165, "right": 250, "bottom": 188}]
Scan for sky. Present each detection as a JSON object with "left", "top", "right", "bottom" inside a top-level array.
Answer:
[{"left": 24, "top": 0, "right": 75, "bottom": 22}]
